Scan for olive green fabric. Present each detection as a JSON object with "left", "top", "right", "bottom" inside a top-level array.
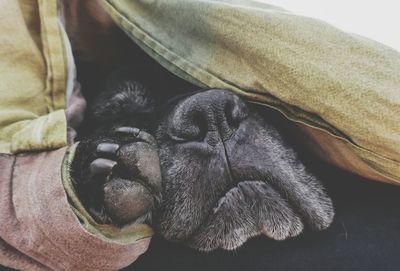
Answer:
[
  {"left": 0, "top": 2, "right": 153, "bottom": 269},
  {"left": 102, "top": 0, "right": 400, "bottom": 183},
  {"left": 62, "top": 142, "right": 154, "bottom": 243},
  {"left": 0, "top": 0, "right": 67, "bottom": 154}
]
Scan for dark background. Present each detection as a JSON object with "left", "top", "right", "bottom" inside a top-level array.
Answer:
[{"left": 126, "top": 157, "right": 400, "bottom": 271}]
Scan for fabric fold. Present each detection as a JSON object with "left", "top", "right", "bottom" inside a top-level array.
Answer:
[
  {"left": 0, "top": 148, "right": 151, "bottom": 271},
  {"left": 102, "top": 0, "right": 400, "bottom": 183},
  {"left": 0, "top": 0, "right": 67, "bottom": 154}
]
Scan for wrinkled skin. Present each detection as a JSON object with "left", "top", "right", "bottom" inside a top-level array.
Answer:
[{"left": 72, "top": 71, "right": 334, "bottom": 251}]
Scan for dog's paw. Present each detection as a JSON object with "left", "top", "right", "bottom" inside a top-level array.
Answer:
[{"left": 72, "top": 127, "right": 161, "bottom": 226}]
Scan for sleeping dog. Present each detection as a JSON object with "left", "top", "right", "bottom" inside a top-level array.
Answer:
[{"left": 71, "top": 70, "right": 334, "bottom": 251}]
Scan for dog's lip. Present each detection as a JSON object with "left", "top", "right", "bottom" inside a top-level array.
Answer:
[
  {"left": 211, "top": 186, "right": 237, "bottom": 215},
  {"left": 211, "top": 180, "right": 262, "bottom": 215},
  {"left": 186, "top": 180, "right": 267, "bottom": 251},
  {"left": 181, "top": 180, "right": 259, "bottom": 241}
]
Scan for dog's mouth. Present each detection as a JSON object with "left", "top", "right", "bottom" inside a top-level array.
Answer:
[
  {"left": 211, "top": 180, "right": 261, "bottom": 215},
  {"left": 160, "top": 132, "right": 271, "bottom": 245},
  {"left": 185, "top": 179, "right": 269, "bottom": 243},
  {"left": 186, "top": 179, "right": 282, "bottom": 251}
]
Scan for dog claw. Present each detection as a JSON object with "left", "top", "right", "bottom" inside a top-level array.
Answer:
[
  {"left": 96, "top": 143, "right": 120, "bottom": 156},
  {"left": 90, "top": 158, "right": 117, "bottom": 176},
  {"left": 115, "top": 126, "right": 157, "bottom": 147},
  {"left": 115, "top": 127, "right": 141, "bottom": 137}
]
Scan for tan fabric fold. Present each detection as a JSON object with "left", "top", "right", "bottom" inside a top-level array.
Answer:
[
  {"left": 0, "top": 148, "right": 151, "bottom": 271},
  {"left": 101, "top": 0, "right": 400, "bottom": 183},
  {"left": 0, "top": 2, "right": 154, "bottom": 269},
  {"left": 295, "top": 124, "right": 399, "bottom": 185},
  {"left": 0, "top": 0, "right": 67, "bottom": 154}
]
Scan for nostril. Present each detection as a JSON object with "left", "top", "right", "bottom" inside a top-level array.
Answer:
[
  {"left": 170, "top": 111, "right": 207, "bottom": 142},
  {"left": 224, "top": 103, "right": 239, "bottom": 129},
  {"left": 168, "top": 90, "right": 248, "bottom": 143},
  {"left": 224, "top": 96, "right": 248, "bottom": 129},
  {"left": 175, "top": 125, "right": 203, "bottom": 142}
]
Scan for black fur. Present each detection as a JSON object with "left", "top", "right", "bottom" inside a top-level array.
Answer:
[{"left": 71, "top": 70, "right": 334, "bottom": 250}]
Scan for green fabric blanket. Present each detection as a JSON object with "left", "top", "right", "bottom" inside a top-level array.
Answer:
[
  {"left": 102, "top": 0, "right": 400, "bottom": 183},
  {"left": 1, "top": 1, "right": 399, "bottom": 269}
]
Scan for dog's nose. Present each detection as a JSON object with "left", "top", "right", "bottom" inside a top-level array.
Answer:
[{"left": 169, "top": 89, "right": 248, "bottom": 143}]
